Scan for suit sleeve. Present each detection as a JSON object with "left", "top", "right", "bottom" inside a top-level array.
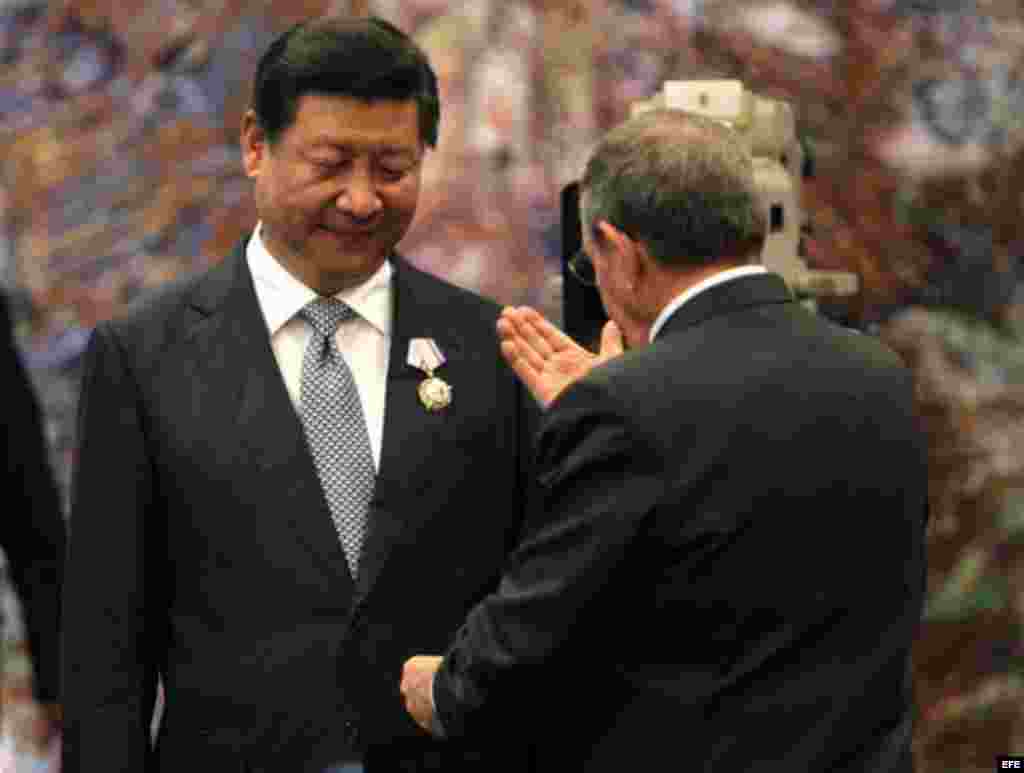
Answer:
[
  {"left": 511, "top": 377, "right": 542, "bottom": 551},
  {"left": 0, "top": 295, "right": 65, "bottom": 703},
  {"left": 61, "top": 322, "right": 162, "bottom": 773},
  {"left": 433, "top": 378, "right": 666, "bottom": 738}
]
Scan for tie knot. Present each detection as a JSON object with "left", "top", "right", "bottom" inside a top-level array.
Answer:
[{"left": 302, "top": 297, "right": 357, "bottom": 339}]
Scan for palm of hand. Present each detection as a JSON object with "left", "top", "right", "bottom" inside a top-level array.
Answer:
[
  {"left": 535, "top": 342, "right": 597, "bottom": 405},
  {"left": 498, "top": 307, "right": 621, "bottom": 409}
]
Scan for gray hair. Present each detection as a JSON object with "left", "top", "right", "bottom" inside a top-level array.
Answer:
[{"left": 580, "top": 109, "right": 765, "bottom": 267}]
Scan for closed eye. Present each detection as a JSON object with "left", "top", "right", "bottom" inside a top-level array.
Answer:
[
  {"left": 377, "top": 165, "right": 413, "bottom": 182},
  {"left": 307, "top": 158, "right": 349, "bottom": 177}
]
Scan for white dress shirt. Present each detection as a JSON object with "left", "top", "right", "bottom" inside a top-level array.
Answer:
[
  {"left": 648, "top": 265, "right": 767, "bottom": 343},
  {"left": 247, "top": 222, "right": 392, "bottom": 469}
]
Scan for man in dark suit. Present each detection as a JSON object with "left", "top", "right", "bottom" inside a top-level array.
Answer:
[
  {"left": 401, "top": 108, "right": 929, "bottom": 772},
  {"left": 61, "top": 17, "right": 535, "bottom": 773},
  {"left": 1, "top": 290, "right": 65, "bottom": 734}
]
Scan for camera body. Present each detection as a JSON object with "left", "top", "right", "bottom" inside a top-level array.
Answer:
[{"left": 562, "top": 80, "right": 858, "bottom": 345}]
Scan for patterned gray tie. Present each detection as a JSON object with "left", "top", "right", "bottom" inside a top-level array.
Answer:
[{"left": 299, "top": 297, "right": 376, "bottom": 578}]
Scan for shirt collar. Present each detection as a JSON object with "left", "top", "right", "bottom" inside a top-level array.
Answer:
[
  {"left": 247, "top": 222, "right": 393, "bottom": 336},
  {"left": 648, "top": 264, "right": 768, "bottom": 343}
]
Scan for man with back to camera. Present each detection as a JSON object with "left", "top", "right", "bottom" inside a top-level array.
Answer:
[
  {"left": 402, "top": 108, "right": 929, "bottom": 772},
  {"left": 61, "top": 16, "right": 537, "bottom": 773}
]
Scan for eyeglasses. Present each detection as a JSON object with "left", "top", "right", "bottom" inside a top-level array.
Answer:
[{"left": 568, "top": 249, "right": 597, "bottom": 286}]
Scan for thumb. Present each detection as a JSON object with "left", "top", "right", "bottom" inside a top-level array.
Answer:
[{"left": 598, "top": 320, "right": 625, "bottom": 361}]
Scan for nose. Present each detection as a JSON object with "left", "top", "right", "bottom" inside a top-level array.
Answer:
[{"left": 336, "top": 167, "right": 382, "bottom": 219}]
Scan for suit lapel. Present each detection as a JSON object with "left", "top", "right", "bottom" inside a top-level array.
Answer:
[
  {"left": 185, "top": 244, "right": 354, "bottom": 592},
  {"left": 354, "top": 256, "right": 463, "bottom": 600}
]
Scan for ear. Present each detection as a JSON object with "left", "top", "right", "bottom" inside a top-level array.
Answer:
[
  {"left": 240, "top": 110, "right": 266, "bottom": 179},
  {"left": 595, "top": 220, "right": 643, "bottom": 290},
  {"left": 630, "top": 240, "right": 657, "bottom": 288}
]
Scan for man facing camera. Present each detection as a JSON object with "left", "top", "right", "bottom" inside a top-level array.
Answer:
[
  {"left": 402, "top": 108, "right": 929, "bottom": 773},
  {"left": 62, "top": 17, "right": 535, "bottom": 773}
]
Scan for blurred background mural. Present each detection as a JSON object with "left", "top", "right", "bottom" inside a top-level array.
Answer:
[{"left": 0, "top": 0, "right": 1022, "bottom": 770}]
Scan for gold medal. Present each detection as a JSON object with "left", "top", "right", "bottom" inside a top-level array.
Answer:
[
  {"left": 408, "top": 338, "right": 451, "bottom": 412},
  {"left": 418, "top": 373, "right": 452, "bottom": 412}
]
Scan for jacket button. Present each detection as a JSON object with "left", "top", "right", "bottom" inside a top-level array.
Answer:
[{"left": 344, "top": 719, "right": 359, "bottom": 739}]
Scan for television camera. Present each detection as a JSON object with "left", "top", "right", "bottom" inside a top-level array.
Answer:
[{"left": 562, "top": 80, "right": 858, "bottom": 345}]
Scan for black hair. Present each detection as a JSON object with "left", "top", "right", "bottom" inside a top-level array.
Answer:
[{"left": 251, "top": 16, "right": 440, "bottom": 147}]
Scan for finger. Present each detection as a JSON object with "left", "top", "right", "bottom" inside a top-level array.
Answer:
[
  {"left": 506, "top": 311, "right": 557, "bottom": 360},
  {"left": 598, "top": 320, "right": 625, "bottom": 359},
  {"left": 520, "top": 307, "right": 585, "bottom": 355},
  {"left": 498, "top": 306, "right": 519, "bottom": 327},
  {"left": 499, "top": 338, "right": 520, "bottom": 369},
  {"left": 403, "top": 693, "right": 428, "bottom": 731},
  {"left": 502, "top": 339, "right": 546, "bottom": 381},
  {"left": 502, "top": 340, "right": 554, "bottom": 408},
  {"left": 500, "top": 309, "right": 554, "bottom": 361},
  {"left": 498, "top": 307, "right": 528, "bottom": 345},
  {"left": 496, "top": 315, "right": 515, "bottom": 343},
  {"left": 500, "top": 315, "right": 553, "bottom": 372}
]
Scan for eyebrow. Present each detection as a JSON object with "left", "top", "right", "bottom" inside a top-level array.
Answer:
[{"left": 307, "top": 140, "right": 418, "bottom": 158}]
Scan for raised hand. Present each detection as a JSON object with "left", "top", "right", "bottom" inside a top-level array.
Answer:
[{"left": 497, "top": 306, "right": 624, "bottom": 409}]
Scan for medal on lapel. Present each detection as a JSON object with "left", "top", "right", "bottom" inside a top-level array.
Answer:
[{"left": 407, "top": 338, "right": 452, "bottom": 412}]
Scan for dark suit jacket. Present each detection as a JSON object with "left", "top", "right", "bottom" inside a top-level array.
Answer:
[
  {"left": 1, "top": 291, "right": 65, "bottom": 704},
  {"left": 61, "top": 244, "right": 536, "bottom": 773},
  {"left": 434, "top": 273, "right": 929, "bottom": 772}
]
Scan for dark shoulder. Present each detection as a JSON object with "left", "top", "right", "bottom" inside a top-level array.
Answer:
[
  {"left": 119, "top": 270, "right": 206, "bottom": 327},
  {"left": 394, "top": 255, "right": 503, "bottom": 323},
  {"left": 94, "top": 254, "right": 234, "bottom": 365},
  {"left": 581, "top": 303, "right": 913, "bottom": 420}
]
